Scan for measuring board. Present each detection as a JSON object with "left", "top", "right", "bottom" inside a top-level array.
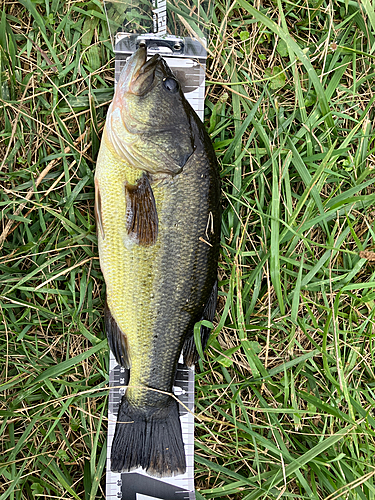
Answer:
[{"left": 105, "top": 34, "right": 208, "bottom": 500}]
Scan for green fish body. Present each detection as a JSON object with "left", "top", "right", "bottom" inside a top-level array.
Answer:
[{"left": 95, "top": 47, "right": 220, "bottom": 477}]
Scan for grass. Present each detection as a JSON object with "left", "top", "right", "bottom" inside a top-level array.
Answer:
[{"left": 1, "top": 0, "right": 375, "bottom": 498}]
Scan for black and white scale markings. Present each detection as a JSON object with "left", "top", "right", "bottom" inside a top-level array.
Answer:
[{"left": 106, "top": 34, "right": 208, "bottom": 500}]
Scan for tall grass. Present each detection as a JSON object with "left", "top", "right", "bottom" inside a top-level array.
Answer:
[{"left": 1, "top": 0, "right": 375, "bottom": 498}]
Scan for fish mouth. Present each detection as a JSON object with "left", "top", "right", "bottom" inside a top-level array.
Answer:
[{"left": 117, "top": 47, "right": 161, "bottom": 96}]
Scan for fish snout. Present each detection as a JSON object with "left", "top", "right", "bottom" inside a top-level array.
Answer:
[{"left": 117, "top": 47, "right": 161, "bottom": 97}]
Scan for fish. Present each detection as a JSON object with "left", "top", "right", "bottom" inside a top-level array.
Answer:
[{"left": 94, "top": 46, "right": 221, "bottom": 477}]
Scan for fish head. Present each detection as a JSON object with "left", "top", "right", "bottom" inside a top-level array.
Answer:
[{"left": 108, "top": 47, "right": 196, "bottom": 176}]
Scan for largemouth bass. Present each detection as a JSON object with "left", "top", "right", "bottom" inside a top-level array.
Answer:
[{"left": 95, "top": 47, "right": 221, "bottom": 477}]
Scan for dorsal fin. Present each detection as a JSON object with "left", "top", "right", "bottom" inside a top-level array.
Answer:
[
  {"left": 94, "top": 179, "right": 105, "bottom": 240},
  {"left": 183, "top": 280, "right": 218, "bottom": 366}
]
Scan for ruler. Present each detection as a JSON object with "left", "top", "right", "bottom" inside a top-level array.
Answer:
[
  {"left": 107, "top": 355, "right": 195, "bottom": 500},
  {"left": 106, "top": 34, "right": 207, "bottom": 500}
]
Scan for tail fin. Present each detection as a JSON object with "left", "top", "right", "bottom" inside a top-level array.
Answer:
[{"left": 111, "top": 395, "right": 186, "bottom": 477}]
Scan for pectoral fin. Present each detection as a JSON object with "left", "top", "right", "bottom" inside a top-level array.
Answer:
[
  {"left": 105, "top": 301, "right": 131, "bottom": 369},
  {"left": 125, "top": 174, "right": 158, "bottom": 246}
]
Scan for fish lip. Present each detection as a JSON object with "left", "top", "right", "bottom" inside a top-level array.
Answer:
[
  {"left": 117, "top": 47, "right": 161, "bottom": 96},
  {"left": 117, "top": 47, "right": 147, "bottom": 94}
]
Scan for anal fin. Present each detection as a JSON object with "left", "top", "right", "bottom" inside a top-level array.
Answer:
[
  {"left": 183, "top": 279, "right": 218, "bottom": 366},
  {"left": 105, "top": 300, "right": 131, "bottom": 368}
]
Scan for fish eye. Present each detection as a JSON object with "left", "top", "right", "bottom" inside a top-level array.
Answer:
[{"left": 163, "top": 77, "right": 179, "bottom": 93}]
